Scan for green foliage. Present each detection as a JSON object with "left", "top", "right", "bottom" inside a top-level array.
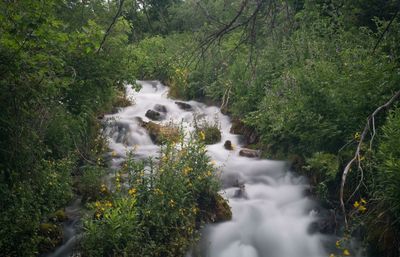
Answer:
[
  {"left": 77, "top": 166, "right": 107, "bottom": 202},
  {"left": 304, "top": 152, "right": 338, "bottom": 204},
  {"left": 374, "top": 107, "right": 400, "bottom": 229},
  {"left": 0, "top": 0, "right": 135, "bottom": 255},
  {"left": 0, "top": 157, "right": 74, "bottom": 256},
  {"left": 81, "top": 134, "right": 226, "bottom": 257}
]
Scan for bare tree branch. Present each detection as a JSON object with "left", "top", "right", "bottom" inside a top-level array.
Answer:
[
  {"left": 96, "top": 0, "right": 125, "bottom": 54},
  {"left": 372, "top": 4, "right": 399, "bottom": 53},
  {"left": 340, "top": 90, "right": 400, "bottom": 227}
]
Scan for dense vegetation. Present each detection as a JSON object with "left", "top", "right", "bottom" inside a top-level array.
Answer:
[{"left": 1, "top": 0, "right": 400, "bottom": 256}]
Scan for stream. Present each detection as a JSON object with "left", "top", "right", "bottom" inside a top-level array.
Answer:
[
  {"left": 105, "top": 80, "right": 332, "bottom": 257},
  {"left": 48, "top": 80, "right": 357, "bottom": 257}
]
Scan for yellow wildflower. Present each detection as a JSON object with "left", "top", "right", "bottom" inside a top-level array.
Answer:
[
  {"left": 353, "top": 201, "right": 360, "bottom": 208},
  {"left": 183, "top": 166, "right": 193, "bottom": 175},
  {"left": 329, "top": 254, "right": 335, "bottom": 257},
  {"left": 128, "top": 188, "right": 137, "bottom": 196},
  {"left": 358, "top": 205, "right": 367, "bottom": 213},
  {"left": 354, "top": 132, "right": 361, "bottom": 141},
  {"left": 360, "top": 198, "right": 367, "bottom": 205},
  {"left": 199, "top": 131, "right": 206, "bottom": 141},
  {"left": 335, "top": 240, "right": 340, "bottom": 248},
  {"left": 169, "top": 199, "right": 176, "bottom": 207},
  {"left": 207, "top": 170, "right": 212, "bottom": 177},
  {"left": 111, "top": 151, "right": 117, "bottom": 157},
  {"left": 343, "top": 249, "right": 351, "bottom": 256},
  {"left": 100, "top": 184, "right": 108, "bottom": 193}
]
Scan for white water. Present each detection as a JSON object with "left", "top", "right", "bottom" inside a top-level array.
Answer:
[{"left": 102, "top": 81, "right": 331, "bottom": 257}]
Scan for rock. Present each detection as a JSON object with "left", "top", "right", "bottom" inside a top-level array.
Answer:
[
  {"left": 224, "top": 140, "right": 233, "bottom": 150},
  {"left": 199, "top": 126, "right": 222, "bottom": 144},
  {"left": 233, "top": 184, "right": 247, "bottom": 199},
  {"left": 38, "top": 223, "right": 63, "bottom": 253},
  {"left": 230, "top": 118, "right": 259, "bottom": 145},
  {"left": 175, "top": 101, "right": 192, "bottom": 111},
  {"left": 239, "top": 148, "right": 260, "bottom": 158},
  {"left": 52, "top": 209, "right": 68, "bottom": 222},
  {"left": 213, "top": 194, "right": 232, "bottom": 223},
  {"left": 308, "top": 209, "right": 337, "bottom": 235},
  {"left": 154, "top": 104, "right": 167, "bottom": 113},
  {"left": 142, "top": 121, "right": 179, "bottom": 144},
  {"left": 199, "top": 193, "right": 232, "bottom": 224},
  {"left": 145, "top": 109, "right": 162, "bottom": 121}
]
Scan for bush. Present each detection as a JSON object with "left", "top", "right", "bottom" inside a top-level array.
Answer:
[
  {"left": 81, "top": 134, "right": 229, "bottom": 257},
  {"left": 304, "top": 152, "right": 339, "bottom": 204}
]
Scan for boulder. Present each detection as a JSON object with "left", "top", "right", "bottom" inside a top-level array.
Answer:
[
  {"left": 38, "top": 223, "right": 63, "bottom": 253},
  {"left": 154, "top": 104, "right": 167, "bottom": 113},
  {"left": 239, "top": 148, "right": 260, "bottom": 158},
  {"left": 230, "top": 118, "right": 259, "bottom": 145},
  {"left": 175, "top": 101, "right": 192, "bottom": 111},
  {"left": 199, "top": 126, "right": 222, "bottom": 145},
  {"left": 213, "top": 194, "right": 232, "bottom": 223},
  {"left": 145, "top": 109, "right": 162, "bottom": 121},
  {"left": 224, "top": 140, "right": 233, "bottom": 150},
  {"left": 142, "top": 121, "right": 179, "bottom": 144}
]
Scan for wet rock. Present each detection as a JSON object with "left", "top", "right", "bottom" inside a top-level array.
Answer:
[
  {"left": 224, "top": 140, "right": 233, "bottom": 150},
  {"left": 239, "top": 148, "right": 260, "bottom": 158},
  {"left": 198, "top": 126, "right": 222, "bottom": 144},
  {"left": 145, "top": 109, "right": 162, "bottom": 121},
  {"left": 134, "top": 116, "right": 144, "bottom": 126},
  {"left": 230, "top": 118, "right": 259, "bottom": 145},
  {"left": 142, "top": 121, "right": 179, "bottom": 144},
  {"left": 154, "top": 104, "right": 167, "bottom": 113},
  {"left": 308, "top": 209, "right": 337, "bottom": 235},
  {"left": 233, "top": 184, "right": 247, "bottom": 199},
  {"left": 38, "top": 223, "right": 63, "bottom": 253},
  {"left": 213, "top": 194, "right": 232, "bottom": 223},
  {"left": 50, "top": 209, "right": 68, "bottom": 222},
  {"left": 175, "top": 101, "right": 192, "bottom": 111}
]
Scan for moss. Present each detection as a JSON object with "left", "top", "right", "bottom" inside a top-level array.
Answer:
[
  {"left": 50, "top": 209, "right": 68, "bottom": 222},
  {"left": 143, "top": 121, "right": 180, "bottom": 144},
  {"left": 198, "top": 193, "right": 232, "bottom": 224},
  {"left": 198, "top": 126, "right": 221, "bottom": 145},
  {"left": 38, "top": 223, "right": 63, "bottom": 253}
]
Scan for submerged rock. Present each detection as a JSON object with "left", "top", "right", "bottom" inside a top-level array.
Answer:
[
  {"left": 233, "top": 184, "right": 247, "bottom": 199},
  {"left": 154, "top": 104, "right": 167, "bottom": 113},
  {"left": 175, "top": 101, "right": 192, "bottom": 111},
  {"left": 145, "top": 109, "right": 163, "bottom": 121},
  {"left": 224, "top": 140, "right": 233, "bottom": 150},
  {"left": 239, "top": 148, "right": 260, "bottom": 158}
]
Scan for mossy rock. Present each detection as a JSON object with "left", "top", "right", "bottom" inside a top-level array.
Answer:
[
  {"left": 198, "top": 193, "right": 232, "bottom": 224},
  {"left": 213, "top": 194, "right": 232, "bottom": 222},
  {"left": 38, "top": 223, "right": 63, "bottom": 253},
  {"left": 142, "top": 121, "right": 180, "bottom": 144},
  {"left": 199, "top": 127, "right": 221, "bottom": 145},
  {"left": 50, "top": 209, "right": 68, "bottom": 222}
]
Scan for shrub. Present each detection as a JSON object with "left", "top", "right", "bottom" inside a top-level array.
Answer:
[{"left": 81, "top": 134, "right": 229, "bottom": 257}]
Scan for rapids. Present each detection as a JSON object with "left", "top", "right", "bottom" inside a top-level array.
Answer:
[
  {"left": 104, "top": 81, "right": 330, "bottom": 257},
  {"left": 47, "top": 80, "right": 347, "bottom": 257}
]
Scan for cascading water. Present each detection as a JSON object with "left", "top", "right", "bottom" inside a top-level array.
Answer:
[{"left": 103, "top": 80, "right": 333, "bottom": 257}]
